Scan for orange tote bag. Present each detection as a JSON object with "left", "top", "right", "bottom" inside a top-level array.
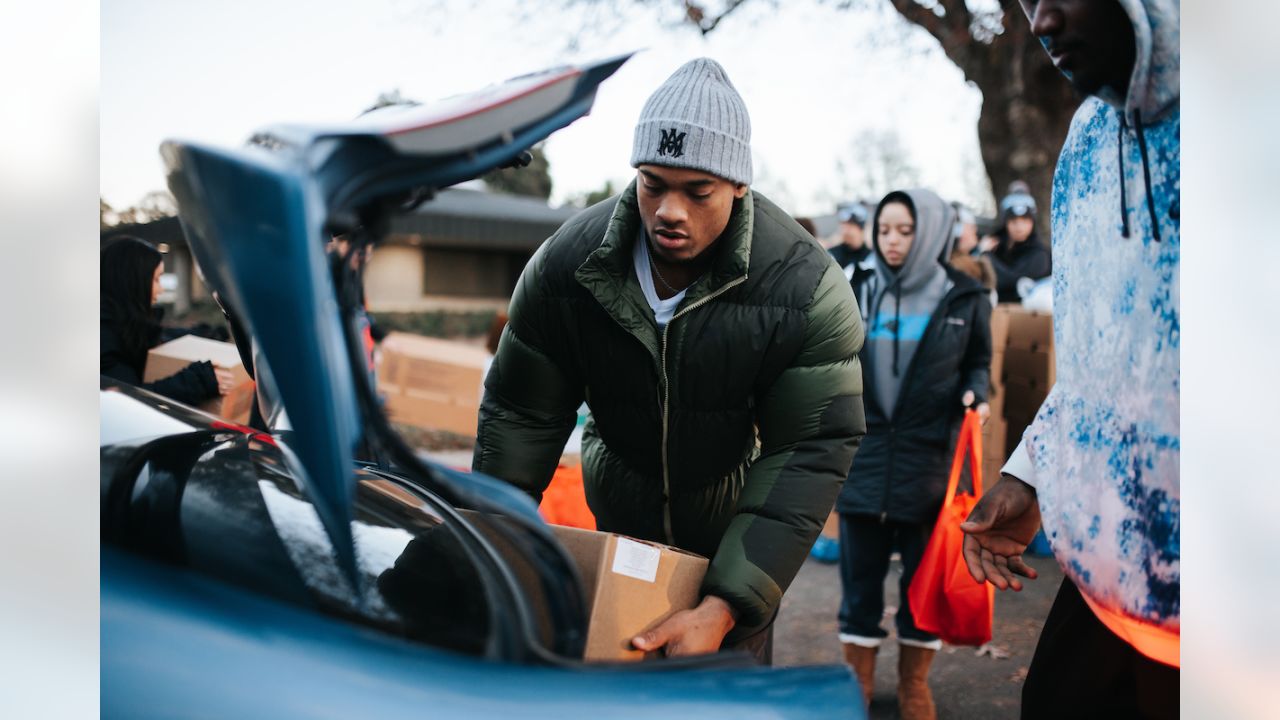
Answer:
[{"left": 907, "top": 409, "right": 994, "bottom": 646}]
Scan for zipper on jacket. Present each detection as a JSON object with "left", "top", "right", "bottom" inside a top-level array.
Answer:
[
  {"left": 657, "top": 274, "right": 748, "bottom": 545},
  {"left": 880, "top": 426, "right": 895, "bottom": 522}
]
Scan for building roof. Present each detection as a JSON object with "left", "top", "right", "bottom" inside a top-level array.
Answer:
[
  {"left": 101, "top": 216, "right": 186, "bottom": 248},
  {"left": 390, "top": 187, "right": 579, "bottom": 252}
]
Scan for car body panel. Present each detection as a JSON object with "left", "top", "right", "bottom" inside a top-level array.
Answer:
[{"left": 103, "top": 548, "right": 861, "bottom": 719}]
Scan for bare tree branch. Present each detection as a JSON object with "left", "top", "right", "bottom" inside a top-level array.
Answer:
[
  {"left": 887, "top": 0, "right": 977, "bottom": 61},
  {"left": 936, "top": 0, "right": 973, "bottom": 38},
  {"left": 684, "top": 0, "right": 753, "bottom": 34}
]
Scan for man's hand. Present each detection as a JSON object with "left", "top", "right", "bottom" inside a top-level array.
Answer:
[
  {"left": 960, "top": 474, "right": 1042, "bottom": 591},
  {"left": 631, "top": 594, "right": 737, "bottom": 657}
]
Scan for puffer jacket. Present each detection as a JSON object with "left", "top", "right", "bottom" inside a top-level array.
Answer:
[
  {"left": 837, "top": 266, "right": 991, "bottom": 523},
  {"left": 474, "top": 180, "right": 866, "bottom": 631}
]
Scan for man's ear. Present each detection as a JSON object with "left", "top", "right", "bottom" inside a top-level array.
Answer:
[{"left": 733, "top": 183, "right": 748, "bottom": 199}]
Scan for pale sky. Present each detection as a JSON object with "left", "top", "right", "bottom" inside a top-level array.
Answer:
[{"left": 101, "top": 0, "right": 994, "bottom": 218}]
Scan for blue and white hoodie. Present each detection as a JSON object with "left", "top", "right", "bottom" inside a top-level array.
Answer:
[{"left": 1003, "top": 0, "right": 1179, "bottom": 655}]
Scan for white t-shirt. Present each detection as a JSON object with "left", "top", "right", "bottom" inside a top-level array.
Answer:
[{"left": 633, "top": 233, "right": 686, "bottom": 329}]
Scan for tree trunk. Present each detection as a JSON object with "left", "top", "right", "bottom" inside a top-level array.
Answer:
[{"left": 961, "top": 16, "right": 1079, "bottom": 237}]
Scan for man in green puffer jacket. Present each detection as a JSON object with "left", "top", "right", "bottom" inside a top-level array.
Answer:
[{"left": 473, "top": 58, "right": 866, "bottom": 663}]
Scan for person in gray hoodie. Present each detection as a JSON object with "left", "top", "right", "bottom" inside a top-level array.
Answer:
[{"left": 837, "top": 188, "right": 992, "bottom": 718}]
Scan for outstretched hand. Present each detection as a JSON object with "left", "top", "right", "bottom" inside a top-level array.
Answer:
[
  {"left": 960, "top": 474, "right": 1042, "bottom": 591},
  {"left": 632, "top": 595, "right": 737, "bottom": 657}
]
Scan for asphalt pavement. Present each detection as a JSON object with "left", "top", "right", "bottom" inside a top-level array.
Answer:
[{"left": 774, "top": 552, "right": 1064, "bottom": 719}]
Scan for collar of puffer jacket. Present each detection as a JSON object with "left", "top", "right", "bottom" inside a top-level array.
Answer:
[{"left": 576, "top": 179, "right": 754, "bottom": 311}]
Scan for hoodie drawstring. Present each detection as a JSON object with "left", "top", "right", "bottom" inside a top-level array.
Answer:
[
  {"left": 892, "top": 286, "right": 902, "bottom": 376},
  {"left": 1118, "top": 118, "right": 1131, "bottom": 239},
  {"left": 1119, "top": 111, "right": 1163, "bottom": 243},
  {"left": 1133, "top": 109, "right": 1162, "bottom": 243},
  {"left": 868, "top": 278, "right": 904, "bottom": 377}
]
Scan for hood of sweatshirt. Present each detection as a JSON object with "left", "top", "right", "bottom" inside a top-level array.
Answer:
[
  {"left": 864, "top": 188, "right": 954, "bottom": 419},
  {"left": 1097, "top": 0, "right": 1179, "bottom": 122},
  {"left": 1057, "top": 0, "right": 1178, "bottom": 242},
  {"left": 872, "top": 188, "right": 954, "bottom": 295}
]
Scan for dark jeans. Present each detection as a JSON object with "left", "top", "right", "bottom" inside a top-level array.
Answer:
[
  {"left": 1022, "top": 578, "right": 1179, "bottom": 719},
  {"left": 837, "top": 514, "right": 937, "bottom": 645}
]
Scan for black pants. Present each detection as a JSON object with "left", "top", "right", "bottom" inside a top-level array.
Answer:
[
  {"left": 1022, "top": 578, "right": 1178, "bottom": 719},
  {"left": 837, "top": 514, "right": 937, "bottom": 644}
]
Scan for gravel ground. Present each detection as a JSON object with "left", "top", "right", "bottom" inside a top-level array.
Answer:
[{"left": 774, "top": 552, "right": 1064, "bottom": 719}]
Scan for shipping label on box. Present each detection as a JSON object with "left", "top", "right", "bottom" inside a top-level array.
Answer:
[
  {"left": 549, "top": 525, "right": 708, "bottom": 662},
  {"left": 143, "top": 334, "right": 254, "bottom": 424}
]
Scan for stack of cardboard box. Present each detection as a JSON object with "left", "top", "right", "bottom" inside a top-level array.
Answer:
[
  {"left": 376, "top": 332, "right": 490, "bottom": 437},
  {"left": 982, "top": 306, "right": 1011, "bottom": 483},
  {"left": 985, "top": 305, "right": 1055, "bottom": 480}
]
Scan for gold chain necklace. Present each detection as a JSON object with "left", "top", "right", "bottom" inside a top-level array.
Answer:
[{"left": 645, "top": 238, "right": 689, "bottom": 295}]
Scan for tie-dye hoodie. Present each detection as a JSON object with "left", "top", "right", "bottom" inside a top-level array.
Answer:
[{"left": 1002, "top": 0, "right": 1179, "bottom": 664}]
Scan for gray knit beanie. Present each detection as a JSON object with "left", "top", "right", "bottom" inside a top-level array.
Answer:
[{"left": 630, "top": 58, "right": 752, "bottom": 185}]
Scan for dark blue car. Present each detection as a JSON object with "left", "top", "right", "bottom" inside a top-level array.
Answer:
[{"left": 100, "top": 54, "right": 864, "bottom": 718}]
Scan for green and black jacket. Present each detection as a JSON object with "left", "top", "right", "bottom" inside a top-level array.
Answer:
[{"left": 474, "top": 181, "right": 866, "bottom": 633}]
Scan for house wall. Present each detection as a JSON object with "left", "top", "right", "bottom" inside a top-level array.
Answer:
[
  {"left": 365, "top": 245, "right": 427, "bottom": 307},
  {"left": 421, "top": 247, "right": 520, "bottom": 298}
]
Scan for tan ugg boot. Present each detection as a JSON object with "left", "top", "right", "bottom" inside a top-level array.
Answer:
[
  {"left": 897, "top": 645, "right": 937, "bottom": 720},
  {"left": 841, "top": 643, "right": 877, "bottom": 707}
]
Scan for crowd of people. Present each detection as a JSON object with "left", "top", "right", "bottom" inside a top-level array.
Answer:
[
  {"left": 820, "top": 179, "right": 1050, "bottom": 310},
  {"left": 102, "top": 0, "right": 1178, "bottom": 717}
]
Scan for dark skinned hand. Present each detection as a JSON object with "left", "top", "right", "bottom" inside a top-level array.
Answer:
[{"left": 960, "top": 474, "right": 1042, "bottom": 591}]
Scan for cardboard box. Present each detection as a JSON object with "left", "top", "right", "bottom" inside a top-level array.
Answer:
[
  {"left": 821, "top": 509, "right": 840, "bottom": 540},
  {"left": 981, "top": 415, "right": 1007, "bottom": 464},
  {"left": 549, "top": 524, "right": 709, "bottom": 662},
  {"left": 986, "top": 382, "right": 1005, "bottom": 423},
  {"left": 1003, "top": 375, "right": 1052, "bottom": 420},
  {"left": 376, "top": 332, "right": 490, "bottom": 437},
  {"left": 1005, "top": 409, "right": 1037, "bottom": 458},
  {"left": 982, "top": 456, "right": 1006, "bottom": 485},
  {"left": 1002, "top": 306, "right": 1054, "bottom": 352},
  {"left": 990, "top": 305, "right": 1012, "bottom": 351},
  {"left": 144, "top": 334, "right": 254, "bottom": 423},
  {"left": 989, "top": 349, "right": 1005, "bottom": 389},
  {"left": 1003, "top": 346, "right": 1056, "bottom": 387}
]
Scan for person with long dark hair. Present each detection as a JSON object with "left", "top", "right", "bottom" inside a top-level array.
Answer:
[{"left": 100, "top": 236, "right": 233, "bottom": 404}]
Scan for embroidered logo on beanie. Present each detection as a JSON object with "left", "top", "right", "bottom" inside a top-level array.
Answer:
[{"left": 657, "top": 129, "right": 687, "bottom": 158}]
